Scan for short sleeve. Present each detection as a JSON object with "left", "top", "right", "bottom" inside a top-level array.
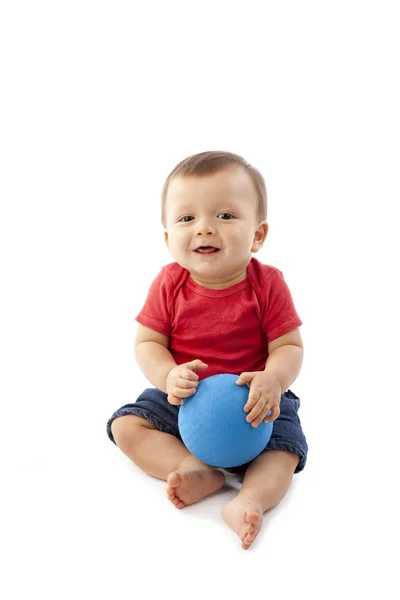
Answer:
[
  {"left": 261, "top": 270, "right": 302, "bottom": 342},
  {"left": 135, "top": 267, "right": 173, "bottom": 336}
]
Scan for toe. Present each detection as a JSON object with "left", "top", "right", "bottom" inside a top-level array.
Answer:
[
  {"left": 246, "top": 524, "right": 255, "bottom": 534},
  {"left": 242, "top": 533, "right": 255, "bottom": 549},
  {"left": 167, "top": 472, "right": 181, "bottom": 488},
  {"left": 246, "top": 511, "right": 261, "bottom": 525}
]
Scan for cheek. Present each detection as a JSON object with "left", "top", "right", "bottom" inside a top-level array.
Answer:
[
  {"left": 227, "top": 225, "right": 250, "bottom": 243},
  {"left": 169, "top": 232, "right": 189, "bottom": 251}
]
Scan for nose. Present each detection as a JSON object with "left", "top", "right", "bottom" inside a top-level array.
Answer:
[{"left": 195, "top": 217, "right": 216, "bottom": 236}]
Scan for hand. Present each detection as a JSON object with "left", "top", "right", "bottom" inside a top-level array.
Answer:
[
  {"left": 166, "top": 359, "right": 208, "bottom": 406},
  {"left": 236, "top": 371, "right": 282, "bottom": 427}
]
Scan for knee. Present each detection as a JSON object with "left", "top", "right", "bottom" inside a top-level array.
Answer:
[{"left": 111, "top": 415, "right": 154, "bottom": 452}]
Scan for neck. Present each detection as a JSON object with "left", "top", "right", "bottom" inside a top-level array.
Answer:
[{"left": 189, "top": 268, "right": 248, "bottom": 290}]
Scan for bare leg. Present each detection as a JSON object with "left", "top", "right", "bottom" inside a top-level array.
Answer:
[
  {"left": 222, "top": 450, "right": 299, "bottom": 549},
  {"left": 111, "top": 415, "right": 225, "bottom": 507}
]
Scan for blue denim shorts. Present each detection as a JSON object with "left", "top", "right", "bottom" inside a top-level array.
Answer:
[{"left": 106, "top": 388, "right": 308, "bottom": 473}]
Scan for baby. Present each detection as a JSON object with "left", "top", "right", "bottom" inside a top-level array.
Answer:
[{"left": 107, "top": 150, "right": 308, "bottom": 550}]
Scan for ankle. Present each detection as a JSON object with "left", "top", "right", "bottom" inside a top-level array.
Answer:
[
  {"left": 237, "top": 489, "right": 263, "bottom": 509},
  {"left": 177, "top": 456, "right": 220, "bottom": 472},
  {"left": 178, "top": 455, "right": 206, "bottom": 470}
]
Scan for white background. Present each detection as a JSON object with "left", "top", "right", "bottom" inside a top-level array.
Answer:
[{"left": 1, "top": 1, "right": 399, "bottom": 598}]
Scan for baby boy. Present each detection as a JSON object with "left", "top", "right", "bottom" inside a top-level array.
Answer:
[{"left": 107, "top": 151, "right": 308, "bottom": 549}]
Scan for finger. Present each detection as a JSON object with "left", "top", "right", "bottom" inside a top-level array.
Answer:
[
  {"left": 236, "top": 372, "right": 255, "bottom": 386},
  {"left": 167, "top": 389, "right": 196, "bottom": 405},
  {"left": 252, "top": 405, "right": 272, "bottom": 427},
  {"left": 243, "top": 390, "right": 260, "bottom": 413},
  {"left": 183, "top": 368, "right": 200, "bottom": 382},
  {"left": 264, "top": 405, "right": 280, "bottom": 423},
  {"left": 171, "top": 386, "right": 197, "bottom": 399},
  {"left": 167, "top": 393, "right": 184, "bottom": 405},
  {"left": 176, "top": 377, "right": 199, "bottom": 389},
  {"left": 245, "top": 399, "right": 265, "bottom": 423},
  {"left": 187, "top": 359, "right": 208, "bottom": 371}
]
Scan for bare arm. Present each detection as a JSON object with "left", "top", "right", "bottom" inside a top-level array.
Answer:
[
  {"left": 134, "top": 324, "right": 177, "bottom": 393},
  {"left": 265, "top": 327, "right": 304, "bottom": 392}
]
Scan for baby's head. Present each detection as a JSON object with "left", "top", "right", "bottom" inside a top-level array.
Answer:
[{"left": 161, "top": 150, "right": 269, "bottom": 289}]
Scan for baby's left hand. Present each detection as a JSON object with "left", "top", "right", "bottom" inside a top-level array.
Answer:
[{"left": 236, "top": 371, "right": 282, "bottom": 427}]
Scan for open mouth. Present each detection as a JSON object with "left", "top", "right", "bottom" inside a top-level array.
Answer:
[{"left": 195, "top": 246, "right": 220, "bottom": 254}]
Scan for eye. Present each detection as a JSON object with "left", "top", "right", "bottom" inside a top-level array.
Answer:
[
  {"left": 218, "top": 213, "right": 234, "bottom": 220},
  {"left": 179, "top": 216, "right": 194, "bottom": 223}
]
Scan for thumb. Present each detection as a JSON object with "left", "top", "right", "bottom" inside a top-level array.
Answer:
[
  {"left": 187, "top": 359, "right": 208, "bottom": 372},
  {"left": 235, "top": 372, "right": 253, "bottom": 386}
]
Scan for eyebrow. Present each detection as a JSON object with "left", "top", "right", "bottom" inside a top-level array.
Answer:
[{"left": 172, "top": 201, "right": 244, "bottom": 213}]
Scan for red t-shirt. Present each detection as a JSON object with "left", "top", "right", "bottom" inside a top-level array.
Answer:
[{"left": 136, "top": 257, "right": 302, "bottom": 380}]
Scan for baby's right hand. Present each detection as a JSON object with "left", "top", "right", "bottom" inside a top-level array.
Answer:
[{"left": 166, "top": 360, "right": 208, "bottom": 405}]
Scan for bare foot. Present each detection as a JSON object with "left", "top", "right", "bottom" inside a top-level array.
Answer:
[
  {"left": 222, "top": 496, "right": 263, "bottom": 550},
  {"left": 166, "top": 464, "right": 225, "bottom": 509}
]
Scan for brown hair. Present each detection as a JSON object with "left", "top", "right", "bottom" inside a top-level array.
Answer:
[{"left": 161, "top": 150, "right": 267, "bottom": 228}]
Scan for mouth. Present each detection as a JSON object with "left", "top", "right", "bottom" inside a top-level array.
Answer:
[{"left": 194, "top": 246, "right": 220, "bottom": 254}]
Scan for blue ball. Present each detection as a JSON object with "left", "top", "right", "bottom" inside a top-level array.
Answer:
[{"left": 178, "top": 373, "right": 273, "bottom": 468}]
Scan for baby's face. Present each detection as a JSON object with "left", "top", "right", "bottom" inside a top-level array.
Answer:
[{"left": 164, "top": 166, "right": 268, "bottom": 288}]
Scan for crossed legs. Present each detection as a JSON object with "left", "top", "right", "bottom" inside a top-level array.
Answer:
[{"left": 111, "top": 415, "right": 299, "bottom": 549}]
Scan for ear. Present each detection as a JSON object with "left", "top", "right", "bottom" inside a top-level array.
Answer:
[
  {"left": 164, "top": 230, "right": 169, "bottom": 250},
  {"left": 251, "top": 221, "right": 269, "bottom": 253}
]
